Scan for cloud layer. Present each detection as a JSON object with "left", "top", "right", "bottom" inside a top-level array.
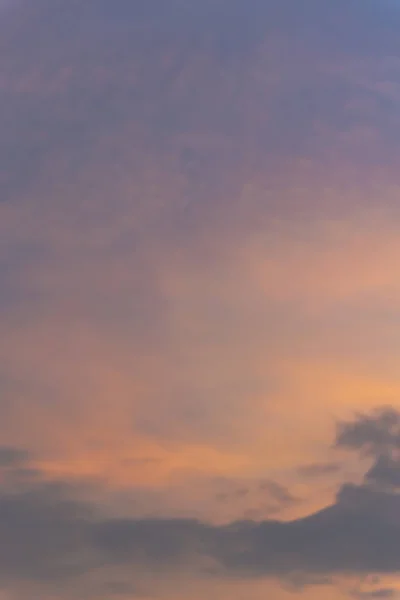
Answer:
[
  {"left": 2, "top": 1, "right": 400, "bottom": 599},
  {"left": 0, "top": 410, "right": 399, "bottom": 599}
]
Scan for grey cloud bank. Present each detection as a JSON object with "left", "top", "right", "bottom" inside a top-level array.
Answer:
[{"left": 0, "top": 409, "right": 399, "bottom": 597}]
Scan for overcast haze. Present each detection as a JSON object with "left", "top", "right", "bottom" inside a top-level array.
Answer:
[{"left": 2, "top": 1, "right": 400, "bottom": 599}]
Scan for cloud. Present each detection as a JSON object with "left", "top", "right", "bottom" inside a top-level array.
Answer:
[
  {"left": 336, "top": 408, "right": 400, "bottom": 457},
  {"left": 365, "top": 455, "right": 400, "bottom": 488},
  {"left": 297, "top": 463, "right": 341, "bottom": 478},
  {"left": 1, "top": 477, "right": 400, "bottom": 595},
  {"left": 0, "top": 447, "right": 30, "bottom": 467},
  {"left": 2, "top": 0, "right": 400, "bottom": 209},
  {"left": 352, "top": 589, "right": 397, "bottom": 599},
  {"left": 3, "top": 416, "right": 400, "bottom": 599},
  {"left": 3, "top": 1, "right": 400, "bottom": 597},
  {"left": 336, "top": 408, "right": 400, "bottom": 490},
  {"left": 0, "top": 482, "right": 94, "bottom": 584}
]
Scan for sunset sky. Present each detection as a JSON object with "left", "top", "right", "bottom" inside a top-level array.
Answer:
[{"left": 2, "top": 0, "right": 400, "bottom": 598}]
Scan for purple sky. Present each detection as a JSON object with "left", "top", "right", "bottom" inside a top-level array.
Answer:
[{"left": 1, "top": 1, "right": 400, "bottom": 599}]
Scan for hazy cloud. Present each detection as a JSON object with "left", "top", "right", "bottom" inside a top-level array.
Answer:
[
  {"left": 0, "top": 447, "right": 30, "bottom": 468},
  {"left": 297, "top": 462, "right": 341, "bottom": 478},
  {"left": 351, "top": 589, "right": 397, "bottom": 600},
  {"left": 3, "top": 1, "right": 400, "bottom": 598},
  {"left": 1, "top": 420, "right": 400, "bottom": 598}
]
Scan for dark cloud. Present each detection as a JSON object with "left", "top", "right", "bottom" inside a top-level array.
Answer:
[
  {"left": 365, "top": 454, "right": 400, "bottom": 488},
  {"left": 336, "top": 407, "right": 400, "bottom": 490},
  {"left": 2, "top": 458, "right": 400, "bottom": 597},
  {"left": 8, "top": 482, "right": 400, "bottom": 584},
  {"left": 0, "top": 446, "right": 30, "bottom": 467},
  {"left": 0, "top": 481, "right": 95, "bottom": 584},
  {"left": 336, "top": 407, "right": 400, "bottom": 457},
  {"left": 352, "top": 589, "right": 397, "bottom": 600}
]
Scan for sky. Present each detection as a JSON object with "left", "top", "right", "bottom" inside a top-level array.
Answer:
[{"left": 1, "top": 0, "right": 400, "bottom": 598}]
